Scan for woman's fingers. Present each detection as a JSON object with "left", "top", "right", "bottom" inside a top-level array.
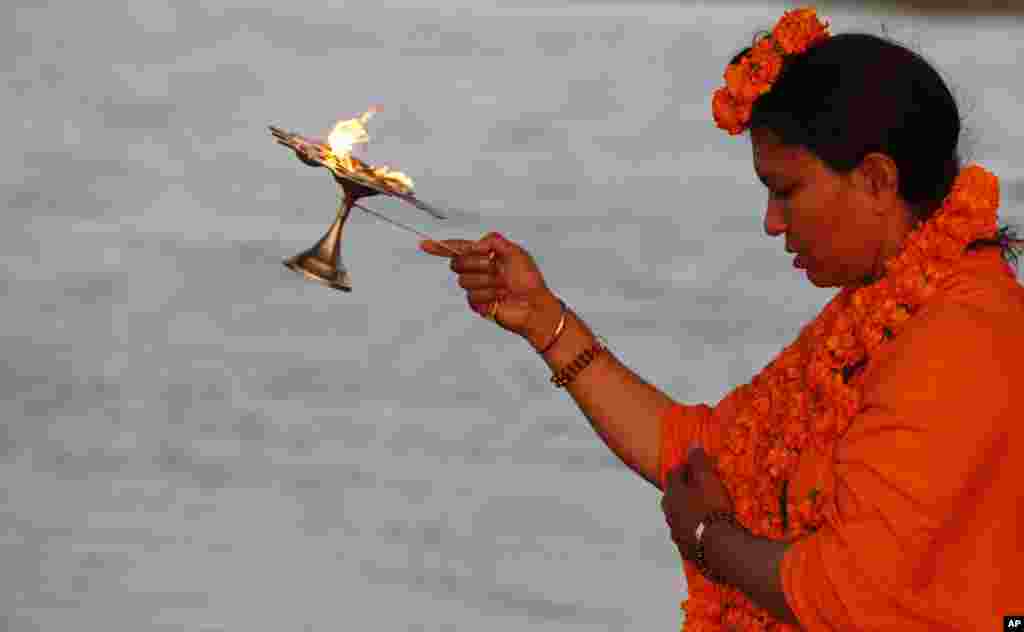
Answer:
[
  {"left": 467, "top": 287, "right": 501, "bottom": 305},
  {"left": 458, "top": 273, "right": 501, "bottom": 291},
  {"left": 419, "top": 239, "right": 475, "bottom": 257},
  {"left": 420, "top": 231, "right": 515, "bottom": 321},
  {"left": 420, "top": 239, "right": 499, "bottom": 278},
  {"left": 468, "top": 232, "right": 511, "bottom": 256},
  {"left": 450, "top": 254, "right": 497, "bottom": 274},
  {"left": 467, "top": 296, "right": 492, "bottom": 316}
]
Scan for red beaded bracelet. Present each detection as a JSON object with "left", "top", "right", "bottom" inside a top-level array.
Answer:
[{"left": 551, "top": 335, "right": 608, "bottom": 388}]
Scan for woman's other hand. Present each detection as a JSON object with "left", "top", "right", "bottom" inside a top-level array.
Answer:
[
  {"left": 419, "top": 232, "right": 557, "bottom": 343},
  {"left": 661, "top": 445, "right": 734, "bottom": 560}
]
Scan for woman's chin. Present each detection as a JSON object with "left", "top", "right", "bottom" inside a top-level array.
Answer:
[
  {"left": 802, "top": 265, "right": 837, "bottom": 288},
  {"left": 797, "top": 260, "right": 819, "bottom": 284}
]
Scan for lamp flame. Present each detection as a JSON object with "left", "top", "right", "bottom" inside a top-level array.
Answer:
[
  {"left": 327, "top": 106, "right": 379, "bottom": 157},
  {"left": 322, "top": 106, "right": 415, "bottom": 194}
]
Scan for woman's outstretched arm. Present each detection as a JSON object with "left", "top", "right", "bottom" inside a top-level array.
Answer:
[{"left": 524, "top": 291, "right": 677, "bottom": 491}]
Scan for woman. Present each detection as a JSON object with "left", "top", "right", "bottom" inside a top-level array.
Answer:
[{"left": 420, "top": 9, "right": 1023, "bottom": 630}]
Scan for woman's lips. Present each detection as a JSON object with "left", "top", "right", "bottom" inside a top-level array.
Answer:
[{"left": 793, "top": 254, "right": 808, "bottom": 268}]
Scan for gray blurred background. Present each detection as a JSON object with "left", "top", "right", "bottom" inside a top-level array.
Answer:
[{"left": 4, "top": 1, "right": 1023, "bottom": 630}]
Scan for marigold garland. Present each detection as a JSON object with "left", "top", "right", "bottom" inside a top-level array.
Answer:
[
  {"left": 687, "top": 8, "right": 1006, "bottom": 630},
  {"left": 712, "top": 8, "right": 831, "bottom": 135}
]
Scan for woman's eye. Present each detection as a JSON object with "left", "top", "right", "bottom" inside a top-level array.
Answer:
[{"left": 770, "top": 188, "right": 792, "bottom": 200}]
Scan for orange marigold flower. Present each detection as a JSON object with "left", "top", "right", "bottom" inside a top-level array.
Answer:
[
  {"left": 712, "top": 87, "right": 748, "bottom": 135},
  {"left": 746, "top": 39, "right": 785, "bottom": 86},
  {"left": 752, "top": 396, "right": 771, "bottom": 415},
  {"left": 724, "top": 60, "right": 768, "bottom": 103},
  {"left": 890, "top": 303, "right": 912, "bottom": 323},
  {"left": 772, "top": 8, "right": 831, "bottom": 55},
  {"left": 951, "top": 165, "right": 998, "bottom": 201},
  {"left": 935, "top": 233, "right": 965, "bottom": 260}
]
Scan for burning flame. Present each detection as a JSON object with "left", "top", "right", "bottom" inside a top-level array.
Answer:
[
  {"left": 327, "top": 106, "right": 378, "bottom": 157},
  {"left": 324, "top": 106, "right": 415, "bottom": 194}
]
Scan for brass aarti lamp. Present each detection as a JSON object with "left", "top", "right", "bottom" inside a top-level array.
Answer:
[{"left": 270, "top": 107, "right": 463, "bottom": 291}]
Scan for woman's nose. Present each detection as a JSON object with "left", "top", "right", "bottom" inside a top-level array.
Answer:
[{"left": 763, "top": 199, "right": 788, "bottom": 236}]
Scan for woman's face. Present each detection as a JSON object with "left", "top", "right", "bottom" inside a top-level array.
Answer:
[{"left": 751, "top": 126, "right": 913, "bottom": 288}]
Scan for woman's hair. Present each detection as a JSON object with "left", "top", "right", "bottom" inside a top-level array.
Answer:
[{"left": 731, "top": 32, "right": 1022, "bottom": 270}]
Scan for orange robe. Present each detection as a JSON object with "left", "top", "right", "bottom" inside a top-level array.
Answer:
[{"left": 659, "top": 247, "right": 1024, "bottom": 630}]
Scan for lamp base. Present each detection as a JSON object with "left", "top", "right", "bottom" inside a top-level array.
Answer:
[{"left": 284, "top": 256, "right": 352, "bottom": 292}]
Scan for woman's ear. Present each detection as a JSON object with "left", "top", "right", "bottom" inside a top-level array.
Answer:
[{"left": 857, "top": 152, "right": 901, "bottom": 201}]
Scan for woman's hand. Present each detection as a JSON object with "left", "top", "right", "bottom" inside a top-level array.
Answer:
[
  {"left": 419, "top": 232, "right": 556, "bottom": 341},
  {"left": 661, "top": 444, "right": 734, "bottom": 560}
]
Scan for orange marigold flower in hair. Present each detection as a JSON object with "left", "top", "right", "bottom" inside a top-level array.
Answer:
[
  {"left": 711, "top": 6, "right": 831, "bottom": 135},
  {"left": 724, "top": 61, "right": 766, "bottom": 102},
  {"left": 747, "top": 37, "right": 785, "bottom": 86},
  {"left": 712, "top": 87, "right": 749, "bottom": 135},
  {"left": 772, "top": 7, "right": 831, "bottom": 55}
]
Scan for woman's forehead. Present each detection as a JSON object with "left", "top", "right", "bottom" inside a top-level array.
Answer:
[{"left": 752, "top": 130, "right": 813, "bottom": 179}]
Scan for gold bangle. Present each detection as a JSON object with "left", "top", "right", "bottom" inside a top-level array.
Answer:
[
  {"left": 486, "top": 298, "right": 500, "bottom": 321},
  {"left": 693, "top": 511, "right": 741, "bottom": 585},
  {"left": 551, "top": 335, "right": 608, "bottom": 389},
  {"left": 538, "top": 299, "right": 568, "bottom": 355}
]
